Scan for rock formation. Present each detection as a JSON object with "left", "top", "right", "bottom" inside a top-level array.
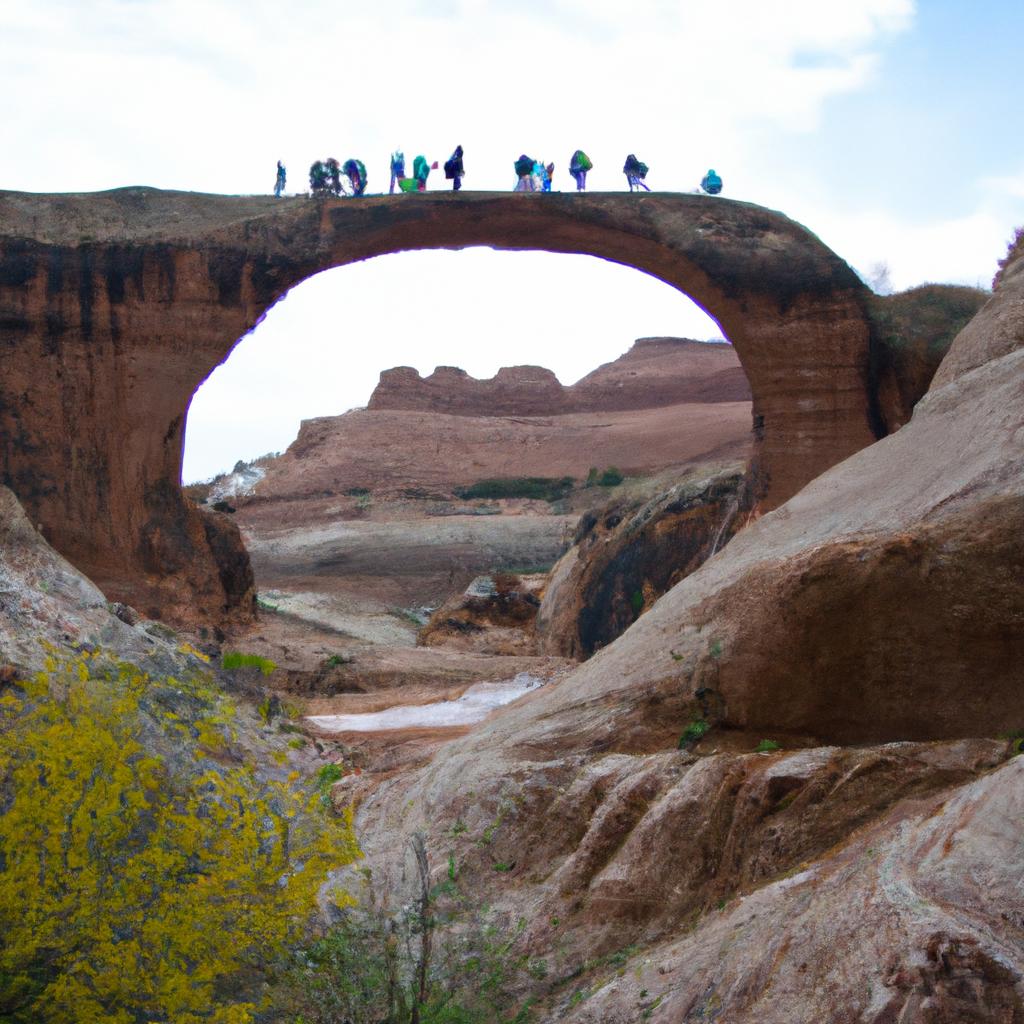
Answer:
[
  {"left": 368, "top": 338, "right": 751, "bottom": 416},
  {"left": 339, "top": 231, "right": 1024, "bottom": 1019},
  {"left": 0, "top": 186, "right": 993, "bottom": 626},
  {"left": 247, "top": 339, "right": 755, "bottom": 503},
  {"left": 536, "top": 464, "right": 752, "bottom": 658},
  {"left": 0, "top": 187, "right": 881, "bottom": 623}
]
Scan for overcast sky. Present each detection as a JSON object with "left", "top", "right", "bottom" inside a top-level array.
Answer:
[{"left": 3, "top": 0, "right": 1022, "bottom": 481}]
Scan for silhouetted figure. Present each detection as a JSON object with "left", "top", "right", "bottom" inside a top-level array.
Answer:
[
  {"left": 413, "top": 155, "right": 436, "bottom": 191},
  {"left": 309, "top": 160, "right": 329, "bottom": 194},
  {"left": 325, "top": 158, "right": 342, "bottom": 196},
  {"left": 444, "top": 145, "right": 465, "bottom": 191},
  {"left": 514, "top": 154, "right": 536, "bottom": 191},
  {"left": 390, "top": 150, "right": 405, "bottom": 194}
]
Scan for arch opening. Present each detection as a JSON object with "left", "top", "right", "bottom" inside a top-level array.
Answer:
[{"left": 183, "top": 248, "right": 733, "bottom": 483}]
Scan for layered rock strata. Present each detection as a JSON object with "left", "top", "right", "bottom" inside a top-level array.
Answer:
[
  {"left": 368, "top": 337, "right": 751, "bottom": 416},
  {"left": 0, "top": 187, "right": 880, "bottom": 622}
]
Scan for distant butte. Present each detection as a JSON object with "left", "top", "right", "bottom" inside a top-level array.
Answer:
[{"left": 368, "top": 338, "right": 751, "bottom": 417}]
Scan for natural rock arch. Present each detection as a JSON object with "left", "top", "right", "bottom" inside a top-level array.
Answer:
[{"left": 0, "top": 187, "right": 879, "bottom": 622}]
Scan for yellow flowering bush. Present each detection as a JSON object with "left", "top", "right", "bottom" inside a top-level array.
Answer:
[{"left": 0, "top": 652, "right": 359, "bottom": 1023}]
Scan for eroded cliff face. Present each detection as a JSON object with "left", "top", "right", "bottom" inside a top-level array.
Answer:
[
  {"left": 536, "top": 465, "right": 753, "bottom": 658},
  {"left": 368, "top": 338, "right": 751, "bottom": 416}
]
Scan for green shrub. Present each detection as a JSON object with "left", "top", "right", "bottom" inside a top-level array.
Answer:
[
  {"left": 678, "top": 720, "right": 710, "bottom": 748},
  {"left": 755, "top": 739, "right": 781, "bottom": 753},
  {"left": 222, "top": 651, "right": 277, "bottom": 676},
  {"left": 455, "top": 476, "right": 575, "bottom": 502},
  {"left": 630, "top": 589, "right": 644, "bottom": 617},
  {"left": 597, "top": 467, "right": 624, "bottom": 487},
  {"left": 316, "top": 762, "right": 346, "bottom": 792}
]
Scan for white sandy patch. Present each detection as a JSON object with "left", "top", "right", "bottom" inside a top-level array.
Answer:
[{"left": 307, "top": 673, "right": 545, "bottom": 732}]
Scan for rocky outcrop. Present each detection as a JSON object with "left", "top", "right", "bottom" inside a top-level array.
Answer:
[
  {"left": 0, "top": 187, "right": 882, "bottom": 622},
  {"left": 0, "top": 485, "right": 203, "bottom": 673},
  {"left": 418, "top": 572, "right": 546, "bottom": 655},
  {"left": 867, "top": 284, "right": 987, "bottom": 432},
  {"left": 368, "top": 338, "right": 751, "bottom": 416},
  {"left": 341, "top": 235, "right": 1024, "bottom": 1021},
  {"left": 536, "top": 465, "right": 752, "bottom": 658},
  {"left": 250, "top": 402, "right": 753, "bottom": 503}
]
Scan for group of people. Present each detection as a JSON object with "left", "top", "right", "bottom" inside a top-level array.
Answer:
[{"left": 272, "top": 149, "right": 723, "bottom": 198}]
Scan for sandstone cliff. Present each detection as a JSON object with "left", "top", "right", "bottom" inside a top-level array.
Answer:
[{"left": 367, "top": 338, "right": 751, "bottom": 416}]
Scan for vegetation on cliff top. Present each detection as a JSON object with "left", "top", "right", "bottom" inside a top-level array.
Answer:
[
  {"left": 994, "top": 226, "right": 1024, "bottom": 290},
  {"left": 0, "top": 652, "right": 359, "bottom": 1023}
]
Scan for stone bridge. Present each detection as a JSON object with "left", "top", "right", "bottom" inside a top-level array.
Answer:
[{"left": 0, "top": 187, "right": 881, "bottom": 622}]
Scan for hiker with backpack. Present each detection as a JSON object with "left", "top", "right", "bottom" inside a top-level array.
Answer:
[
  {"left": 623, "top": 154, "right": 650, "bottom": 192},
  {"left": 624, "top": 154, "right": 650, "bottom": 191},
  {"left": 700, "top": 168, "right": 723, "bottom": 195},
  {"left": 412, "top": 155, "right": 437, "bottom": 191},
  {"left": 444, "top": 146, "right": 465, "bottom": 191},
  {"left": 514, "top": 154, "right": 537, "bottom": 192},
  {"left": 343, "top": 159, "right": 368, "bottom": 196},
  {"left": 274, "top": 161, "right": 286, "bottom": 197},
  {"left": 569, "top": 150, "right": 592, "bottom": 191}
]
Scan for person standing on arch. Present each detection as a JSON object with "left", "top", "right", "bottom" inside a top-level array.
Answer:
[
  {"left": 274, "top": 160, "right": 286, "bottom": 197},
  {"left": 444, "top": 145, "right": 465, "bottom": 191},
  {"left": 389, "top": 151, "right": 405, "bottom": 194},
  {"left": 700, "top": 168, "right": 723, "bottom": 195},
  {"left": 514, "top": 153, "right": 536, "bottom": 191},
  {"left": 623, "top": 154, "right": 650, "bottom": 191},
  {"left": 569, "top": 149, "right": 591, "bottom": 191}
]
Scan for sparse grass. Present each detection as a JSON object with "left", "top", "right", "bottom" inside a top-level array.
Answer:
[
  {"left": 222, "top": 651, "right": 277, "bottom": 676},
  {"left": 585, "top": 466, "right": 625, "bottom": 488},
  {"left": 455, "top": 476, "right": 575, "bottom": 502},
  {"left": 678, "top": 720, "right": 710, "bottom": 748}
]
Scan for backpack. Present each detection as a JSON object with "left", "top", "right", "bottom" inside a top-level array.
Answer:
[{"left": 571, "top": 150, "right": 592, "bottom": 172}]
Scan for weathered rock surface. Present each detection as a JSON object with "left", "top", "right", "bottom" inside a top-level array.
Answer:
[
  {"left": 418, "top": 572, "right": 547, "bottom": 655},
  {"left": 368, "top": 337, "right": 751, "bottom": 416},
  {"left": 339, "top": 237, "right": 1024, "bottom": 1021},
  {"left": 562, "top": 753, "right": 1024, "bottom": 1024},
  {"left": 536, "top": 464, "right": 753, "bottom": 658},
  {"left": 0, "top": 485, "right": 198, "bottom": 673},
  {"left": 248, "top": 401, "right": 753, "bottom": 502}
]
